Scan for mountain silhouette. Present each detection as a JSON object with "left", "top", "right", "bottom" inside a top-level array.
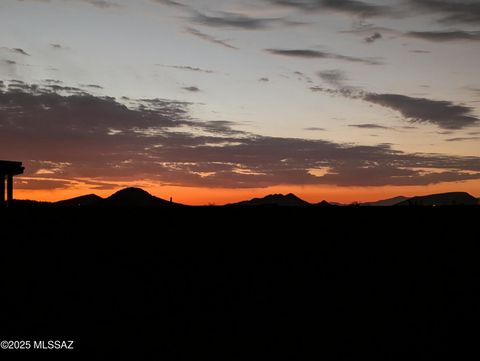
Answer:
[
  {"left": 104, "top": 187, "right": 174, "bottom": 206},
  {"left": 396, "top": 192, "right": 478, "bottom": 206},
  {"left": 231, "top": 193, "right": 310, "bottom": 206},
  {"left": 55, "top": 194, "right": 103, "bottom": 207},
  {"left": 314, "top": 200, "right": 332, "bottom": 207},
  {"left": 361, "top": 196, "right": 409, "bottom": 207}
]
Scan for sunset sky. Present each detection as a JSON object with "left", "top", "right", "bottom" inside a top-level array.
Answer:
[{"left": 1, "top": 0, "right": 480, "bottom": 204}]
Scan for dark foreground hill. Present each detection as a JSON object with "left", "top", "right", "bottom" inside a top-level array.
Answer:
[
  {"left": 53, "top": 187, "right": 179, "bottom": 207},
  {"left": 103, "top": 187, "right": 176, "bottom": 206},
  {"left": 55, "top": 194, "right": 103, "bottom": 207},
  {"left": 1, "top": 206, "right": 479, "bottom": 360},
  {"left": 230, "top": 193, "right": 311, "bottom": 206},
  {"left": 396, "top": 192, "right": 478, "bottom": 206},
  {"left": 361, "top": 196, "right": 409, "bottom": 206}
]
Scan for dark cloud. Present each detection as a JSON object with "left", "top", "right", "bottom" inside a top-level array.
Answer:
[
  {"left": 363, "top": 93, "right": 480, "bottom": 129},
  {"left": 365, "top": 32, "right": 382, "bottom": 43},
  {"left": 318, "top": 70, "right": 348, "bottom": 87},
  {"left": 258, "top": 77, "right": 270, "bottom": 82},
  {"left": 270, "top": 0, "right": 395, "bottom": 18},
  {"left": 339, "top": 25, "right": 400, "bottom": 37},
  {"left": 265, "top": 48, "right": 382, "bottom": 65},
  {"left": 83, "top": 0, "right": 119, "bottom": 8},
  {"left": 408, "top": 0, "right": 480, "bottom": 24},
  {"left": 3, "top": 60, "right": 17, "bottom": 65},
  {"left": 80, "top": 84, "right": 104, "bottom": 89},
  {"left": 15, "top": 178, "right": 75, "bottom": 190},
  {"left": 160, "top": 64, "right": 214, "bottom": 73},
  {"left": 192, "top": 11, "right": 290, "bottom": 30},
  {"left": 304, "top": 127, "right": 326, "bottom": 131},
  {"left": 348, "top": 123, "right": 391, "bottom": 129},
  {"left": 151, "top": 0, "right": 187, "bottom": 8},
  {"left": 44, "top": 79, "right": 63, "bottom": 84},
  {"left": 445, "top": 137, "right": 480, "bottom": 142},
  {"left": 310, "top": 86, "right": 480, "bottom": 130},
  {"left": 1, "top": 82, "right": 480, "bottom": 189},
  {"left": 406, "top": 30, "right": 480, "bottom": 41},
  {"left": 11, "top": 48, "right": 30, "bottom": 56},
  {"left": 50, "top": 43, "right": 66, "bottom": 49},
  {"left": 410, "top": 49, "right": 431, "bottom": 53},
  {"left": 43, "top": 84, "right": 87, "bottom": 94},
  {"left": 294, "top": 71, "right": 314, "bottom": 84},
  {"left": 17, "top": 0, "right": 120, "bottom": 8},
  {"left": 185, "top": 27, "right": 238, "bottom": 50},
  {"left": 183, "top": 86, "right": 201, "bottom": 92}
]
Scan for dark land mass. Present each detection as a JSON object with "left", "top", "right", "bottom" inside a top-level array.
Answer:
[
  {"left": 228, "top": 193, "right": 311, "bottom": 207},
  {"left": 1, "top": 194, "right": 479, "bottom": 360},
  {"left": 55, "top": 194, "right": 103, "bottom": 207},
  {"left": 21, "top": 188, "right": 480, "bottom": 209},
  {"left": 396, "top": 191, "right": 478, "bottom": 206},
  {"left": 361, "top": 195, "right": 410, "bottom": 206}
]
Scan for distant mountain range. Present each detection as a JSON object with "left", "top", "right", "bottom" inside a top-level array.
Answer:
[
  {"left": 360, "top": 196, "right": 410, "bottom": 207},
  {"left": 396, "top": 192, "right": 478, "bottom": 206},
  {"left": 55, "top": 187, "right": 177, "bottom": 207},
  {"left": 55, "top": 194, "right": 104, "bottom": 207},
  {"left": 12, "top": 188, "right": 480, "bottom": 207},
  {"left": 230, "top": 193, "right": 312, "bottom": 207}
]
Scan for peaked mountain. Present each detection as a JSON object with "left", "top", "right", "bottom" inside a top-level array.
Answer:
[
  {"left": 396, "top": 192, "right": 478, "bottom": 206},
  {"left": 361, "top": 196, "right": 409, "bottom": 207},
  {"left": 231, "top": 193, "right": 310, "bottom": 206},
  {"left": 314, "top": 200, "right": 332, "bottom": 207},
  {"left": 104, "top": 187, "right": 174, "bottom": 206},
  {"left": 55, "top": 194, "right": 103, "bottom": 207}
]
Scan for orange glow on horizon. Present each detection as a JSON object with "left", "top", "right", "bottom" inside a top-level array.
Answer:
[{"left": 13, "top": 178, "right": 480, "bottom": 205}]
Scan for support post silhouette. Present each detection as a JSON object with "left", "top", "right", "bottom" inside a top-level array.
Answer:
[{"left": 0, "top": 160, "right": 24, "bottom": 207}]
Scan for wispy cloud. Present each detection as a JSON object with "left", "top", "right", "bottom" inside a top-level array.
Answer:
[
  {"left": 183, "top": 86, "right": 201, "bottom": 92},
  {"left": 410, "top": 49, "right": 431, "bottom": 53},
  {"left": 79, "top": 84, "right": 104, "bottom": 89},
  {"left": 269, "top": 0, "right": 396, "bottom": 18},
  {"left": 348, "top": 123, "right": 391, "bottom": 129},
  {"left": 311, "top": 85, "right": 480, "bottom": 130},
  {"left": 17, "top": 0, "right": 120, "bottom": 9},
  {"left": 82, "top": 0, "right": 119, "bottom": 8},
  {"left": 151, "top": 0, "right": 188, "bottom": 8},
  {"left": 12, "top": 48, "right": 30, "bottom": 56},
  {"left": 445, "top": 137, "right": 480, "bottom": 142},
  {"left": 317, "top": 70, "right": 348, "bottom": 87},
  {"left": 185, "top": 27, "right": 238, "bottom": 49},
  {"left": 408, "top": 0, "right": 480, "bottom": 25},
  {"left": 406, "top": 30, "right": 480, "bottom": 41},
  {"left": 0, "top": 47, "right": 30, "bottom": 56},
  {"left": 159, "top": 64, "right": 214, "bottom": 73},
  {"left": 50, "top": 43, "right": 67, "bottom": 49},
  {"left": 365, "top": 32, "right": 382, "bottom": 43},
  {"left": 191, "top": 11, "right": 292, "bottom": 30},
  {"left": 363, "top": 93, "right": 480, "bottom": 129},
  {"left": 265, "top": 48, "right": 382, "bottom": 65}
]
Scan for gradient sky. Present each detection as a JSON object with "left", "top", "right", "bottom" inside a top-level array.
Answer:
[{"left": 1, "top": 0, "right": 480, "bottom": 204}]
